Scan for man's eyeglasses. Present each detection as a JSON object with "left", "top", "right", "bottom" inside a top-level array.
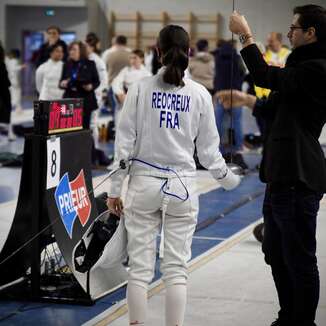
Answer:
[{"left": 289, "top": 25, "right": 307, "bottom": 32}]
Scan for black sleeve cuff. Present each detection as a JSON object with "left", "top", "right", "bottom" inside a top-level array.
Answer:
[{"left": 252, "top": 98, "right": 267, "bottom": 118}]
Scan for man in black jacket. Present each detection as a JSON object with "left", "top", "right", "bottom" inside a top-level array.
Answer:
[
  {"left": 224, "top": 5, "right": 326, "bottom": 326},
  {"left": 36, "top": 26, "right": 68, "bottom": 67}
]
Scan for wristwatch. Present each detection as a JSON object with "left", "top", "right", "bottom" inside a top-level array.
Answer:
[{"left": 239, "top": 33, "right": 252, "bottom": 44}]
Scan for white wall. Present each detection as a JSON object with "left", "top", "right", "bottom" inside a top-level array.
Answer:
[
  {"left": 0, "top": 0, "right": 86, "bottom": 46},
  {"left": 5, "top": 5, "right": 88, "bottom": 51},
  {"left": 2, "top": 0, "right": 326, "bottom": 51},
  {"left": 100, "top": 0, "right": 326, "bottom": 48}
]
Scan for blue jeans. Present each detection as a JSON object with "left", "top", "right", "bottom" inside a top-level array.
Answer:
[
  {"left": 215, "top": 102, "right": 243, "bottom": 153},
  {"left": 108, "top": 87, "right": 116, "bottom": 116},
  {"left": 263, "top": 183, "right": 323, "bottom": 326}
]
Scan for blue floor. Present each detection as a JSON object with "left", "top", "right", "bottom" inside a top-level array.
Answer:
[{"left": 0, "top": 170, "right": 264, "bottom": 326}]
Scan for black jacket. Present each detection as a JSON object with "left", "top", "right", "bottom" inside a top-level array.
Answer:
[
  {"left": 241, "top": 42, "right": 326, "bottom": 193},
  {"left": 36, "top": 39, "right": 68, "bottom": 67},
  {"left": 60, "top": 59, "right": 100, "bottom": 112},
  {"left": 0, "top": 62, "right": 11, "bottom": 124},
  {"left": 213, "top": 43, "right": 246, "bottom": 92}
]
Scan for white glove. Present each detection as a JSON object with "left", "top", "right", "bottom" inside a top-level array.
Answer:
[{"left": 217, "top": 168, "right": 241, "bottom": 190}]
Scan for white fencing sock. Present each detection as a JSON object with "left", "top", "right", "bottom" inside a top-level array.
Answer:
[
  {"left": 7, "top": 123, "right": 16, "bottom": 141},
  {"left": 165, "top": 284, "right": 187, "bottom": 326},
  {"left": 127, "top": 283, "right": 147, "bottom": 325}
]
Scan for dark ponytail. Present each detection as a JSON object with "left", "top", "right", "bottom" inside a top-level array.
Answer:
[{"left": 158, "top": 25, "right": 189, "bottom": 87}]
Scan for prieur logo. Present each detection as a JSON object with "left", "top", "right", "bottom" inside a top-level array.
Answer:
[{"left": 54, "top": 170, "right": 91, "bottom": 238}]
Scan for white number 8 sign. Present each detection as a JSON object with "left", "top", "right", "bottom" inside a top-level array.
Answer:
[{"left": 47, "top": 137, "right": 61, "bottom": 189}]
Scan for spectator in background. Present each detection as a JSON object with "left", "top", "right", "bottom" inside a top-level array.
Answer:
[
  {"left": 86, "top": 33, "right": 108, "bottom": 108},
  {"left": 104, "top": 35, "right": 131, "bottom": 122},
  {"left": 85, "top": 33, "right": 111, "bottom": 166},
  {"left": 36, "top": 26, "right": 68, "bottom": 67},
  {"left": 144, "top": 45, "right": 154, "bottom": 73},
  {"left": 105, "top": 35, "right": 131, "bottom": 86},
  {"left": 101, "top": 35, "right": 131, "bottom": 66},
  {"left": 112, "top": 49, "right": 152, "bottom": 125},
  {"left": 266, "top": 32, "right": 291, "bottom": 65},
  {"left": 86, "top": 32, "right": 102, "bottom": 55},
  {"left": 151, "top": 43, "right": 162, "bottom": 75},
  {"left": 35, "top": 44, "right": 64, "bottom": 101},
  {"left": 0, "top": 42, "right": 15, "bottom": 141},
  {"left": 188, "top": 39, "right": 215, "bottom": 94},
  {"left": 254, "top": 32, "right": 291, "bottom": 100},
  {"left": 5, "top": 49, "right": 25, "bottom": 114},
  {"left": 60, "top": 41, "right": 100, "bottom": 130},
  {"left": 213, "top": 39, "right": 247, "bottom": 169},
  {"left": 112, "top": 49, "right": 152, "bottom": 105}
]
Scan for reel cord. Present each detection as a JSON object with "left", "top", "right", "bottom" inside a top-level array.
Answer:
[{"left": 128, "top": 158, "right": 189, "bottom": 201}]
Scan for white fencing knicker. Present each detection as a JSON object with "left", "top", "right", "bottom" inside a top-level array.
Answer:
[{"left": 123, "top": 175, "right": 198, "bottom": 289}]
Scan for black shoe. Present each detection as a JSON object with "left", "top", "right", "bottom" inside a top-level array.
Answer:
[
  {"left": 244, "top": 133, "right": 263, "bottom": 149},
  {"left": 253, "top": 222, "right": 264, "bottom": 243},
  {"left": 270, "top": 318, "right": 293, "bottom": 326},
  {"left": 233, "top": 153, "right": 249, "bottom": 171}
]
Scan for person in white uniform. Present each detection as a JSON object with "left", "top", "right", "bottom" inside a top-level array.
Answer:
[
  {"left": 107, "top": 25, "right": 241, "bottom": 326},
  {"left": 112, "top": 49, "right": 151, "bottom": 105},
  {"left": 86, "top": 34, "right": 108, "bottom": 107},
  {"left": 112, "top": 49, "right": 152, "bottom": 125},
  {"left": 5, "top": 49, "right": 25, "bottom": 113},
  {"left": 35, "top": 44, "right": 64, "bottom": 101},
  {"left": 86, "top": 34, "right": 108, "bottom": 148}
]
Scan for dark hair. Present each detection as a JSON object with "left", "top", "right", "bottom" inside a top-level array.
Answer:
[
  {"left": 49, "top": 43, "right": 64, "bottom": 54},
  {"left": 9, "top": 48, "right": 20, "bottom": 59},
  {"left": 86, "top": 32, "right": 99, "bottom": 42},
  {"left": 85, "top": 33, "right": 100, "bottom": 51},
  {"left": 86, "top": 32, "right": 100, "bottom": 54},
  {"left": 46, "top": 25, "right": 61, "bottom": 34},
  {"left": 116, "top": 35, "right": 127, "bottom": 45},
  {"left": 293, "top": 5, "right": 326, "bottom": 41},
  {"left": 196, "top": 39, "right": 209, "bottom": 52},
  {"left": 217, "top": 38, "right": 227, "bottom": 48},
  {"left": 132, "top": 49, "right": 144, "bottom": 59},
  {"left": 158, "top": 25, "right": 189, "bottom": 87},
  {"left": 68, "top": 41, "right": 88, "bottom": 61}
]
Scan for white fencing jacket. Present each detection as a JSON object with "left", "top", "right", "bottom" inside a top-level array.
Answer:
[
  {"left": 36, "top": 59, "right": 64, "bottom": 101},
  {"left": 5, "top": 57, "right": 23, "bottom": 88},
  {"left": 89, "top": 52, "right": 108, "bottom": 106},
  {"left": 111, "top": 65, "right": 152, "bottom": 95},
  {"left": 108, "top": 67, "right": 239, "bottom": 197}
]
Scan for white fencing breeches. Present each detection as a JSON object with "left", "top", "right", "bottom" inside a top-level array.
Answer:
[
  {"left": 90, "top": 109, "right": 99, "bottom": 148},
  {"left": 124, "top": 175, "right": 198, "bottom": 289},
  {"left": 10, "top": 86, "right": 22, "bottom": 110}
]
